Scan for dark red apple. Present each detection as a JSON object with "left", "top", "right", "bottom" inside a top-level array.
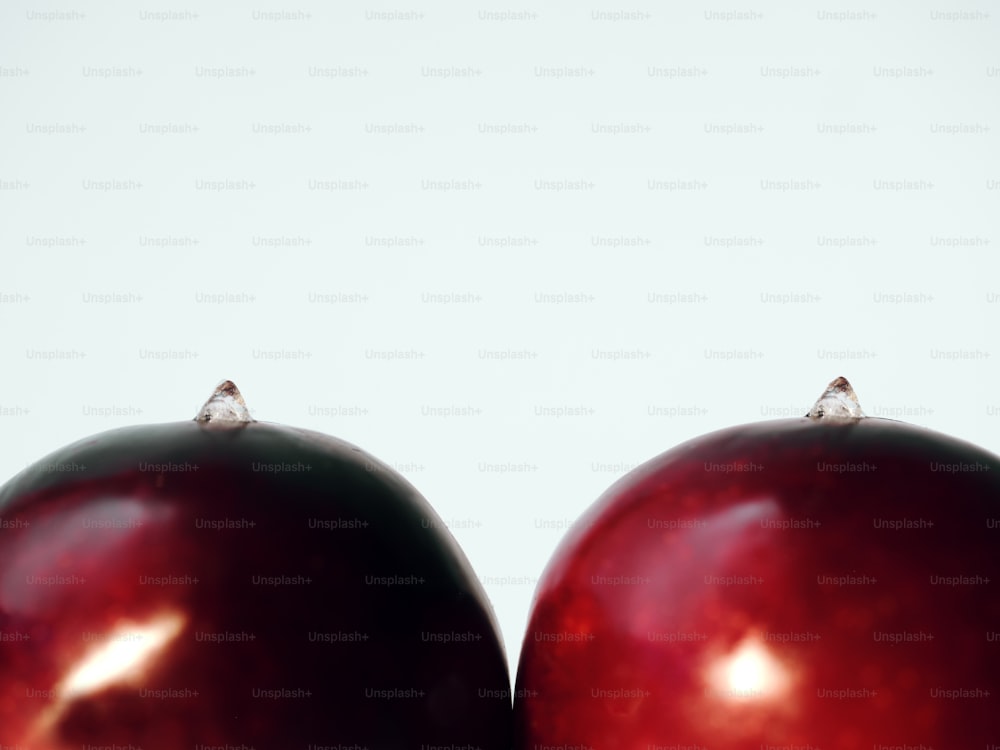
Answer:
[
  {"left": 0, "top": 381, "right": 511, "bottom": 750},
  {"left": 514, "top": 377, "right": 1000, "bottom": 749}
]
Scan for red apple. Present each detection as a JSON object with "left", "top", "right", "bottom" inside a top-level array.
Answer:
[
  {"left": 0, "top": 381, "right": 511, "bottom": 750},
  {"left": 514, "top": 377, "right": 1000, "bottom": 749}
]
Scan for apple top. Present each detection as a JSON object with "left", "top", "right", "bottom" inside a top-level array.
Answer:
[
  {"left": 194, "top": 380, "right": 256, "bottom": 423},
  {"left": 806, "top": 376, "right": 866, "bottom": 419}
]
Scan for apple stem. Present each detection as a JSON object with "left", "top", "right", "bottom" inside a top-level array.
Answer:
[
  {"left": 194, "top": 380, "right": 256, "bottom": 423},
  {"left": 806, "top": 377, "right": 866, "bottom": 419}
]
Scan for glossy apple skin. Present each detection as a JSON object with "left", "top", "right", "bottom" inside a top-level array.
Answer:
[
  {"left": 514, "top": 416, "right": 1000, "bottom": 750},
  {"left": 0, "top": 420, "right": 511, "bottom": 750}
]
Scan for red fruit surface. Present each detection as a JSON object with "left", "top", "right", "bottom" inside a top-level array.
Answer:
[
  {"left": 514, "top": 380, "right": 1000, "bottom": 750},
  {"left": 0, "top": 383, "right": 510, "bottom": 750}
]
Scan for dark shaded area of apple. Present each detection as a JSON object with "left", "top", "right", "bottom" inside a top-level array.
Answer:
[{"left": 0, "top": 420, "right": 511, "bottom": 749}]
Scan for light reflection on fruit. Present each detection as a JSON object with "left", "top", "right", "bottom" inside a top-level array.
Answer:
[
  {"left": 705, "top": 635, "right": 790, "bottom": 703},
  {"left": 59, "top": 612, "right": 186, "bottom": 699},
  {"left": 29, "top": 612, "right": 186, "bottom": 743}
]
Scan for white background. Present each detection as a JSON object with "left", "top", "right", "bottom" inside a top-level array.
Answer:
[{"left": 1, "top": 0, "right": 998, "bottom": 677}]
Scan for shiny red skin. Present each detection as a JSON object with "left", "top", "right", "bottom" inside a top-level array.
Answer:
[
  {"left": 0, "top": 420, "right": 511, "bottom": 750},
  {"left": 514, "top": 417, "right": 1000, "bottom": 750}
]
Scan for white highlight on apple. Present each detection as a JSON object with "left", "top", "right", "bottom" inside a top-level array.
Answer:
[
  {"left": 61, "top": 612, "right": 186, "bottom": 698},
  {"left": 706, "top": 635, "right": 789, "bottom": 702},
  {"left": 27, "top": 611, "right": 187, "bottom": 744}
]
